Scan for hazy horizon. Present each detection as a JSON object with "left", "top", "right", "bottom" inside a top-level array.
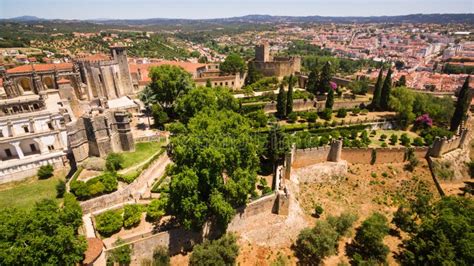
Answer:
[{"left": 0, "top": 0, "right": 473, "bottom": 20}]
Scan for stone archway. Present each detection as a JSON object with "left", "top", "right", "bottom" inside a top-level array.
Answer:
[
  {"left": 18, "top": 78, "right": 33, "bottom": 93},
  {"left": 19, "top": 139, "right": 41, "bottom": 156},
  {"left": 0, "top": 143, "right": 18, "bottom": 160},
  {"left": 43, "top": 76, "right": 55, "bottom": 89}
]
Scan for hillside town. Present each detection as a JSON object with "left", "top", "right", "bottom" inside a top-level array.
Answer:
[{"left": 0, "top": 5, "right": 473, "bottom": 266}]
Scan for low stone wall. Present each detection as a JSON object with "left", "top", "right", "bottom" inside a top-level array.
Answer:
[
  {"left": 80, "top": 153, "right": 168, "bottom": 214},
  {"left": 0, "top": 152, "right": 66, "bottom": 184},
  {"left": 429, "top": 129, "right": 468, "bottom": 157}
]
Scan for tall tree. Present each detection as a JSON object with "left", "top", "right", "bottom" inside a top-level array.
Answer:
[
  {"left": 286, "top": 75, "right": 294, "bottom": 114},
  {"left": 276, "top": 84, "right": 287, "bottom": 118},
  {"left": 450, "top": 76, "right": 471, "bottom": 132},
  {"left": 306, "top": 68, "right": 319, "bottom": 95},
  {"left": 245, "top": 62, "right": 262, "bottom": 86},
  {"left": 371, "top": 68, "right": 384, "bottom": 110},
  {"left": 380, "top": 67, "right": 393, "bottom": 111},
  {"left": 220, "top": 53, "right": 246, "bottom": 75},
  {"left": 318, "top": 61, "right": 332, "bottom": 94},
  {"left": 325, "top": 87, "right": 334, "bottom": 109},
  {"left": 396, "top": 75, "right": 407, "bottom": 87},
  {"left": 144, "top": 65, "right": 195, "bottom": 113}
]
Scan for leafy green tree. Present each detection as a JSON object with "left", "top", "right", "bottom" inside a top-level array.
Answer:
[
  {"left": 450, "top": 76, "right": 471, "bottom": 132},
  {"left": 61, "top": 193, "right": 84, "bottom": 230},
  {"left": 371, "top": 68, "right": 384, "bottom": 110},
  {"left": 0, "top": 199, "right": 86, "bottom": 265},
  {"left": 347, "top": 213, "right": 390, "bottom": 265},
  {"left": 327, "top": 212, "right": 358, "bottom": 236},
  {"left": 392, "top": 205, "right": 416, "bottom": 233},
  {"left": 245, "top": 109, "right": 268, "bottom": 128},
  {"left": 286, "top": 75, "right": 294, "bottom": 114},
  {"left": 220, "top": 53, "right": 246, "bottom": 75},
  {"left": 56, "top": 179, "right": 66, "bottom": 198},
  {"left": 306, "top": 68, "right": 319, "bottom": 94},
  {"left": 189, "top": 234, "right": 239, "bottom": 266},
  {"left": 294, "top": 221, "right": 339, "bottom": 264},
  {"left": 107, "top": 239, "right": 132, "bottom": 266},
  {"left": 325, "top": 88, "right": 334, "bottom": 109},
  {"left": 245, "top": 62, "right": 262, "bottom": 86},
  {"left": 349, "top": 79, "right": 369, "bottom": 95},
  {"left": 175, "top": 86, "right": 238, "bottom": 123},
  {"left": 318, "top": 61, "right": 332, "bottom": 94},
  {"left": 37, "top": 164, "right": 54, "bottom": 179},
  {"left": 276, "top": 84, "right": 287, "bottom": 118},
  {"left": 267, "top": 123, "right": 289, "bottom": 174},
  {"left": 151, "top": 104, "right": 169, "bottom": 127},
  {"left": 399, "top": 196, "right": 474, "bottom": 265},
  {"left": 145, "top": 65, "right": 195, "bottom": 113},
  {"left": 209, "top": 190, "right": 236, "bottom": 228},
  {"left": 95, "top": 209, "right": 123, "bottom": 237},
  {"left": 106, "top": 153, "right": 124, "bottom": 172},
  {"left": 380, "top": 68, "right": 393, "bottom": 110}
]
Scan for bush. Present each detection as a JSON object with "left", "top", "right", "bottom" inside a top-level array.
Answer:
[
  {"left": 389, "top": 134, "right": 398, "bottom": 145},
  {"left": 294, "top": 221, "right": 339, "bottom": 264},
  {"left": 381, "top": 142, "right": 388, "bottom": 148},
  {"left": 246, "top": 110, "right": 268, "bottom": 127},
  {"left": 405, "top": 156, "right": 419, "bottom": 172},
  {"left": 412, "top": 137, "right": 424, "bottom": 147},
  {"left": 107, "top": 239, "right": 131, "bottom": 266},
  {"left": 352, "top": 107, "right": 361, "bottom": 115},
  {"left": 152, "top": 246, "right": 170, "bottom": 266},
  {"left": 327, "top": 212, "right": 358, "bottom": 236},
  {"left": 379, "top": 134, "right": 387, "bottom": 141},
  {"left": 189, "top": 234, "right": 239, "bottom": 266},
  {"left": 56, "top": 180, "right": 66, "bottom": 198},
  {"left": 146, "top": 196, "right": 168, "bottom": 222},
  {"left": 314, "top": 204, "right": 324, "bottom": 218},
  {"left": 106, "top": 153, "right": 124, "bottom": 172},
  {"left": 307, "top": 112, "right": 318, "bottom": 122},
  {"left": 123, "top": 204, "right": 143, "bottom": 229},
  {"left": 96, "top": 210, "right": 123, "bottom": 237},
  {"left": 37, "top": 164, "right": 54, "bottom": 179},
  {"left": 336, "top": 108, "right": 347, "bottom": 118},
  {"left": 287, "top": 112, "right": 298, "bottom": 123},
  {"left": 400, "top": 133, "right": 411, "bottom": 147},
  {"left": 320, "top": 108, "right": 333, "bottom": 120}
]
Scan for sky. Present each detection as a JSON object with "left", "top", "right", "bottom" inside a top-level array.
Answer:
[{"left": 0, "top": 0, "right": 473, "bottom": 20}]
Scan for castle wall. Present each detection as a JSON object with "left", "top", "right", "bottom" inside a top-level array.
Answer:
[
  {"left": 341, "top": 147, "right": 428, "bottom": 164},
  {"left": 292, "top": 146, "right": 331, "bottom": 168}
]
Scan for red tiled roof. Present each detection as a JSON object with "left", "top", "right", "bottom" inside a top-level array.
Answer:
[
  {"left": 6, "top": 63, "right": 73, "bottom": 74},
  {"left": 83, "top": 238, "right": 104, "bottom": 265}
]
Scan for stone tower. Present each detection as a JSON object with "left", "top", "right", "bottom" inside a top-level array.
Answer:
[
  {"left": 110, "top": 45, "right": 133, "bottom": 96},
  {"left": 255, "top": 43, "right": 270, "bottom": 62}
]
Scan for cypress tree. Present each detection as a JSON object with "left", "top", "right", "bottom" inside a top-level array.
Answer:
[
  {"left": 396, "top": 75, "right": 407, "bottom": 87},
  {"left": 318, "top": 61, "right": 332, "bottom": 94},
  {"left": 380, "top": 68, "right": 393, "bottom": 111},
  {"left": 206, "top": 79, "right": 212, "bottom": 88},
  {"left": 306, "top": 69, "right": 319, "bottom": 94},
  {"left": 325, "top": 87, "right": 334, "bottom": 109},
  {"left": 245, "top": 62, "right": 260, "bottom": 86},
  {"left": 286, "top": 75, "right": 294, "bottom": 114},
  {"left": 371, "top": 68, "right": 384, "bottom": 110},
  {"left": 450, "top": 76, "right": 471, "bottom": 132},
  {"left": 276, "top": 84, "right": 287, "bottom": 118}
]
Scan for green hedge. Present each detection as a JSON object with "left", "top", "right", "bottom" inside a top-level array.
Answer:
[{"left": 70, "top": 172, "right": 118, "bottom": 200}]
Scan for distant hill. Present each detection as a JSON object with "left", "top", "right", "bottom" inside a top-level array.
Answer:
[{"left": 1, "top": 13, "right": 473, "bottom": 26}]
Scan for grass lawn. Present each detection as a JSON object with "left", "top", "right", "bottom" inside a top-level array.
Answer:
[
  {"left": 121, "top": 141, "right": 164, "bottom": 169},
  {"left": 0, "top": 171, "right": 66, "bottom": 211},
  {"left": 369, "top": 129, "right": 420, "bottom": 147}
]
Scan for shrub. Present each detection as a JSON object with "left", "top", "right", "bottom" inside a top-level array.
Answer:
[
  {"left": 96, "top": 210, "right": 123, "bottom": 237},
  {"left": 352, "top": 107, "right": 361, "bottom": 115},
  {"left": 123, "top": 204, "right": 143, "bottom": 229},
  {"left": 327, "top": 212, "right": 358, "bottom": 236},
  {"left": 320, "top": 108, "right": 333, "bottom": 120},
  {"left": 336, "top": 108, "right": 347, "bottom": 118},
  {"left": 107, "top": 239, "right": 131, "bottom": 266},
  {"left": 412, "top": 137, "right": 424, "bottom": 147},
  {"left": 56, "top": 180, "right": 66, "bottom": 198},
  {"left": 400, "top": 133, "right": 411, "bottom": 147},
  {"left": 287, "top": 112, "right": 298, "bottom": 123},
  {"left": 246, "top": 110, "right": 268, "bottom": 127},
  {"left": 152, "top": 246, "right": 170, "bottom": 266},
  {"left": 381, "top": 142, "right": 388, "bottom": 148},
  {"left": 294, "top": 221, "right": 339, "bottom": 264},
  {"left": 405, "top": 156, "right": 419, "bottom": 172},
  {"left": 389, "top": 134, "right": 398, "bottom": 145},
  {"left": 146, "top": 196, "right": 168, "bottom": 222},
  {"left": 189, "top": 234, "right": 239, "bottom": 266},
  {"left": 106, "top": 153, "right": 124, "bottom": 172},
  {"left": 314, "top": 204, "right": 324, "bottom": 218},
  {"left": 307, "top": 112, "right": 318, "bottom": 122},
  {"left": 379, "top": 134, "right": 387, "bottom": 141},
  {"left": 37, "top": 164, "right": 54, "bottom": 179},
  {"left": 361, "top": 109, "right": 369, "bottom": 115}
]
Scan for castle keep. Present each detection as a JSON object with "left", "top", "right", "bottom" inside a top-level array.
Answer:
[{"left": 251, "top": 43, "right": 301, "bottom": 78}]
